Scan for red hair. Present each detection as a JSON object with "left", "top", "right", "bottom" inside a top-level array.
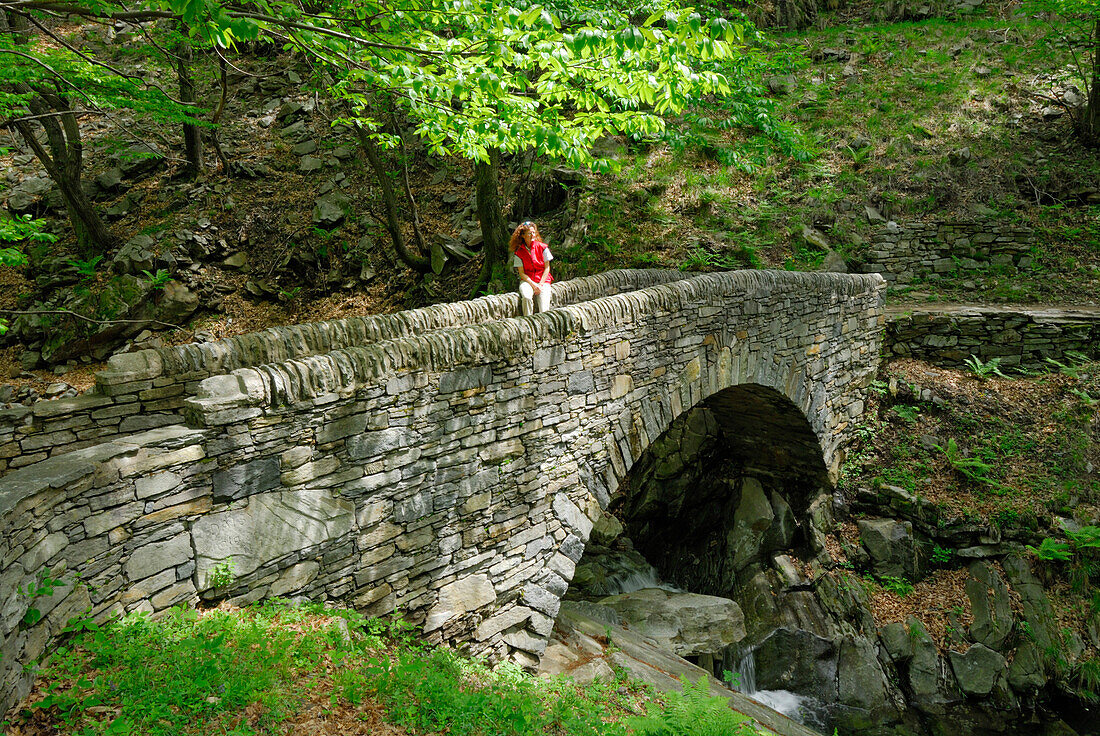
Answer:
[{"left": 510, "top": 221, "right": 541, "bottom": 252}]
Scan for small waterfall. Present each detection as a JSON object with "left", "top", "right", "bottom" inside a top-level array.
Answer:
[
  {"left": 732, "top": 649, "right": 828, "bottom": 730},
  {"left": 736, "top": 651, "right": 757, "bottom": 693},
  {"left": 603, "top": 568, "right": 682, "bottom": 596}
]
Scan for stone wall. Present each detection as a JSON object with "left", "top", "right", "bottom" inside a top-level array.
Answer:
[
  {"left": 0, "top": 270, "right": 693, "bottom": 475},
  {"left": 0, "top": 269, "right": 885, "bottom": 715},
  {"left": 855, "top": 220, "right": 1035, "bottom": 284},
  {"left": 885, "top": 306, "right": 1100, "bottom": 369}
]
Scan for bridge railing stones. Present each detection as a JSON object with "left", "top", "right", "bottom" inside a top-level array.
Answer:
[
  {"left": 885, "top": 305, "right": 1100, "bottom": 369},
  {"left": 0, "top": 269, "right": 885, "bottom": 716},
  {"left": 0, "top": 270, "right": 694, "bottom": 475},
  {"left": 854, "top": 220, "right": 1035, "bottom": 284}
]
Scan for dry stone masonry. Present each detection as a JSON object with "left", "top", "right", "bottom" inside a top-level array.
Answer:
[
  {"left": 0, "top": 270, "right": 692, "bottom": 474},
  {"left": 855, "top": 220, "right": 1035, "bottom": 284},
  {"left": 0, "top": 269, "right": 885, "bottom": 715},
  {"left": 885, "top": 305, "right": 1100, "bottom": 369}
]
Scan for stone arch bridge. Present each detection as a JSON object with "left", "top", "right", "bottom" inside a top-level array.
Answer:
[{"left": 0, "top": 269, "right": 884, "bottom": 711}]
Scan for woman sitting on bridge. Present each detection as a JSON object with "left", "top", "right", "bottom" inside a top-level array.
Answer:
[{"left": 512, "top": 220, "right": 554, "bottom": 316}]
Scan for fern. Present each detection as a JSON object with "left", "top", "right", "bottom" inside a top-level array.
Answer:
[{"left": 627, "top": 677, "right": 760, "bottom": 736}]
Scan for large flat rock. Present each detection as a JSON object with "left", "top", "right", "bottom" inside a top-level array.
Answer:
[{"left": 192, "top": 489, "right": 354, "bottom": 584}]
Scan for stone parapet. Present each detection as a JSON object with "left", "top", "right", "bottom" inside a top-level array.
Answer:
[
  {"left": 885, "top": 305, "right": 1100, "bottom": 369},
  {"left": 0, "top": 270, "right": 694, "bottom": 475}
]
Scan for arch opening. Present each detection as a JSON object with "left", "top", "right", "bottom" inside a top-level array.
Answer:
[
  {"left": 606, "top": 383, "right": 829, "bottom": 597},
  {"left": 553, "top": 383, "right": 835, "bottom": 728}
]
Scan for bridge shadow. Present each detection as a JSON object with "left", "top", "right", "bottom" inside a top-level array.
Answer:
[{"left": 592, "top": 382, "right": 829, "bottom": 599}]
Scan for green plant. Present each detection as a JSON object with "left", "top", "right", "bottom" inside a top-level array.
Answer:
[
  {"left": 891, "top": 404, "right": 920, "bottom": 423},
  {"left": 206, "top": 558, "right": 235, "bottom": 590},
  {"left": 66, "top": 255, "right": 103, "bottom": 279},
  {"left": 141, "top": 268, "right": 173, "bottom": 290},
  {"left": 878, "top": 576, "right": 915, "bottom": 597},
  {"left": 1070, "top": 388, "right": 1099, "bottom": 407},
  {"left": 18, "top": 569, "right": 66, "bottom": 627},
  {"left": 964, "top": 354, "right": 1007, "bottom": 380},
  {"left": 931, "top": 544, "right": 954, "bottom": 565},
  {"left": 279, "top": 286, "right": 303, "bottom": 303},
  {"left": 627, "top": 676, "right": 757, "bottom": 735},
  {"left": 938, "top": 438, "right": 1005, "bottom": 492}
]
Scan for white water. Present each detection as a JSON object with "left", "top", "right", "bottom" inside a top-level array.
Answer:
[
  {"left": 734, "top": 651, "right": 828, "bottom": 729},
  {"left": 604, "top": 568, "right": 682, "bottom": 596}
]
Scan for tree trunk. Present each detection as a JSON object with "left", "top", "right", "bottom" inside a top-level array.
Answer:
[
  {"left": 1086, "top": 19, "right": 1100, "bottom": 144},
  {"left": 176, "top": 29, "right": 203, "bottom": 176},
  {"left": 354, "top": 126, "right": 430, "bottom": 272},
  {"left": 473, "top": 149, "right": 511, "bottom": 296},
  {"left": 13, "top": 96, "right": 114, "bottom": 255}
]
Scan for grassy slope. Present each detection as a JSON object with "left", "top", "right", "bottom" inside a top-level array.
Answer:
[
  {"left": 2, "top": 602, "right": 764, "bottom": 736},
  {"left": 566, "top": 10, "right": 1100, "bottom": 306}
]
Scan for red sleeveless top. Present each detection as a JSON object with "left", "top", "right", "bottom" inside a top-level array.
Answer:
[{"left": 514, "top": 240, "right": 553, "bottom": 283}]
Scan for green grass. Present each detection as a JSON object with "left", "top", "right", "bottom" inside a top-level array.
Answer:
[
  {"left": 6, "top": 601, "right": 766, "bottom": 736},
  {"left": 564, "top": 10, "right": 1098, "bottom": 308}
]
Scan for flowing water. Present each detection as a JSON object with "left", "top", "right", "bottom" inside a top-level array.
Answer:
[{"left": 734, "top": 651, "right": 830, "bottom": 732}]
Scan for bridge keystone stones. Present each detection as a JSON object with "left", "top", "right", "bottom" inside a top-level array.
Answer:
[{"left": 0, "top": 269, "right": 885, "bottom": 713}]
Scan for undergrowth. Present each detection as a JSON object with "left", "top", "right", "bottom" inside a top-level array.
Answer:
[{"left": 4, "top": 600, "right": 765, "bottom": 736}]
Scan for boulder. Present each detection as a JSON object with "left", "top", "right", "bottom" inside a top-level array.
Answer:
[
  {"left": 857, "top": 518, "right": 927, "bottom": 581},
  {"left": 590, "top": 511, "right": 624, "bottom": 546},
  {"left": 95, "top": 168, "right": 124, "bottom": 193},
  {"left": 753, "top": 627, "right": 838, "bottom": 694},
  {"left": 966, "top": 562, "right": 1013, "bottom": 650},
  {"left": 729, "top": 477, "right": 774, "bottom": 571},
  {"left": 6, "top": 176, "right": 54, "bottom": 215},
  {"left": 797, "top": 225, "right": 830, "bottom": 251},
  {"left": 597, "top": 588, "right": 746, "bottom": 656},
  {"left": 949, "top": 643, "right": 1006, "bottom": 697},
  {"left": 835, "top": 637, "right": 904, "bottom": 732},
  {"left": 312, "top": 194, "right": 349, "bottom": 228},
  {"left": 1006, "top": 641, "right": 1046, "bottom": 692},
  {"left": 906, "top": 617, "right": 963, "bottom": 715},
  {"left": 112, "top": 234, "right": 157, "bottom": 274},
  {"left": 766, "top": 75, "right": 796, "bottom": 96},
  {"left": 299, "top": 155, "right": 324, "bottom": 173},
  {"left": 819, "top": 251, "right": 848, "bottom": 273},
  {"left": 113, "top": 143, "right": 164, "bottom": 179}
]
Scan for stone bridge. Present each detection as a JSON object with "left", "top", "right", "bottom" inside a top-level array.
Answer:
[{"left": 0, "top": 269, "right": 884, "bottom": 712}]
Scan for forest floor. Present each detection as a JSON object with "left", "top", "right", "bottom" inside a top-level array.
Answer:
[{"left": 835, "top": 356, "right": 1100, "bottom": 655}]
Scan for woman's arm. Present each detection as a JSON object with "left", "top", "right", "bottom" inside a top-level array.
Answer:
[
  {"left": 517, "top": 266, "right": 541, "bottom": 293},
  {"left": 537, "top": 263, "right": 551, "bottom": 284}
]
